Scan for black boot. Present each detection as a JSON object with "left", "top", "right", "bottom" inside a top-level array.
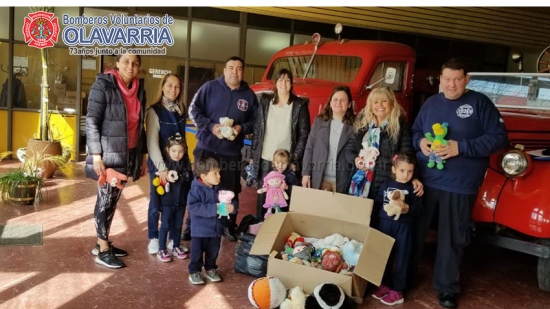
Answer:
[{"left": 223, "top": 214, "right": 238, "bottom": 242}]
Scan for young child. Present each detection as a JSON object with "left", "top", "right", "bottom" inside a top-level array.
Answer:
[
  {"left": 256, "top": 149, "right": 299, "bottom": 217},
  {"left": 156, "top": 133, "right": 192, "bottom": 262},
  {"left": 186, "top": 157, "right": 234, "bottom": 285},
  {"left": 372, "top": 152, "right": 423, "bottom": 306}
]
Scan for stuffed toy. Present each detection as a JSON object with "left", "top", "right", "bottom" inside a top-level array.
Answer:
[
  {"left": 341, "top": 239, "right": 363, "bottom": 268},
  {"left": 98, "top": 168, "right": 127, "bottom": 189},
  {"left": 384, "top": 189, "right": 404, "bottom": 220},
  {"left": 219, "top": 117, "right": 239, "bottom": 141},
  {"left": 286, "top": 232, "right": 305, "bottom": 249},
  {"left": 312, "top": 233, "right": 348, "bottom": 250},
  {"left": 280, "top": 286, "right": 308, "bottom": 309},
  {"left": 152, "top": 170, "right": 178, "bottom": 195},
  {"left": 321, "top": 248, "right": 344, "bottom": 273},
  {"left": 245, "top": 164, "right": 257, "bottom": 187},
  {"left": 248, "top": 276, "right": 287, "bottom": 309},
  {"left": 217, "top": 190, "right": 235, "bottom": 219},
  {"left": 349, "top": 144, "right": 379, "bottom": 198},
  {"left": 257, "top": 171, "right": 288, "bottom": 218},
  {"left": 304, "top": 283, "right": 356, "bottom": 309},
  {"left": 425, "top": 122, "right": 449, "bottom": 170},
  {"left": 282, "top": 242, "right": 314, "bottom": 266}
]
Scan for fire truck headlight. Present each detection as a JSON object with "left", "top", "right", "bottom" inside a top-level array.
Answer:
[{"left": 501, "top": 150, "right": 529, "bottom": 177}]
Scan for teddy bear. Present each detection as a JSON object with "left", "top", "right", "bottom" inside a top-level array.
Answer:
[
  {"left": 257, "top": 171, "right": 288, "bottom": 218},
  {"left": 384, "top": 189, "right": 404, "bottom": 220},
  {"left": 98, "top": 168, "right": 127, "bottom": 189},
  {"left": 280, "top": 286, "right": 308, "bottom": 309},
  {"left": 152, "top": 170, "right": 179, "bottom": 195},
  {"left": 341, "top": 239, "right": 363, "bottom": 268},
  {"left": 304, "top": 283, "right": 357, "bottom": 309},
  {"left": 349, "top": 143, "right": 379, "bottom": 197},
  {"left": 218, "top": 117, "right": 239, "bottom": 141},
  {"left": 217, "top": 190, "right": 235, "bottom": 219},
  {"left": 425, "top": 122, "right": 449, "bottom": 170}
]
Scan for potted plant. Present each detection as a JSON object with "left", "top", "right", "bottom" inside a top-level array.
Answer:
[
  {"left": 0, "top": 148, "right": 66, "bottom": 205},
  {"left": 24, "top": 6, "right": 65, "bottom": 178}
]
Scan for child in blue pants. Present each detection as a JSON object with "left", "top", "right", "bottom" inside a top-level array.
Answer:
[
  {"left": 156, "top": 133, "right": 192, "bottom": 262},
  {"left": 186, "top": 157, "right": 234, "bottom": 285},
  {"left": 372, "top": 152, "right": 423, "bottom": 305}
]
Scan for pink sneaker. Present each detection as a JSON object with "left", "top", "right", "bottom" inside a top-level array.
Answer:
[
  {"left": 172, "top": 247, "right": 189, "bottom": 259},
  {"left": 372, "top": 285, "right": 391, "bottom": 300},
  {"left": 157, "top": 249, "right": 172, "bottom": 262},
  {"left": 380, "top": 290, "right": 404, "bottom": 306}
]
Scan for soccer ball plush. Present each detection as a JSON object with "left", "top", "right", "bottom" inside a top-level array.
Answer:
[{"left": 248, "top": 276, "right": 287, "bottom": 309}]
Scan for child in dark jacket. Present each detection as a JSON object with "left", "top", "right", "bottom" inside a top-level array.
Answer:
[
  {"left": 156, "top": 133, "right": 192, "bottom": 262},
  {"left": 256, "top": 149, "right": 299, "bottom": 217},
  {"left": 187, "top": 157, "right": 234, "bottom": 285},
  {"left": 372, "top": 152, "right": 423, "bottom": 306}
]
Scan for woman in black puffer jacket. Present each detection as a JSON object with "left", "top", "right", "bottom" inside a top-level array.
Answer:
[
  {"left": 346, "top": 87, "right": 423, "bottom": 227},
  {"left": 251, "top": 68, "right": 310, "bottom": 217},
  {"left": 85, "top": 53, "right": 147, "bottom": 269}
]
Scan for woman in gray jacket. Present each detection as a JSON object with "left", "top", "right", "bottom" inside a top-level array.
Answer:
[{"left": 302, "top": 86, "right": 356, "bottom": 194}]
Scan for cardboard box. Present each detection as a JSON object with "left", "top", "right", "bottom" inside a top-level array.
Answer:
[{"left": 250, "top": 186, "right": 394, "bottom": 302}]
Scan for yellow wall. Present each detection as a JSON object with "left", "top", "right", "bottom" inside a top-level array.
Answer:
[
  {"left": 11, "top": 111, "right": 76, "bottom": 160},
  {"left": 0, "top": 110, "right": 7, "bottom": 153}
]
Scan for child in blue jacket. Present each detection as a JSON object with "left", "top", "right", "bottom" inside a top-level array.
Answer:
[{"left": 187, "top": 157, "right": 234, "bottom": 285}]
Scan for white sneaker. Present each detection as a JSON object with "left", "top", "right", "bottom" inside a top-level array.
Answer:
[
  {"left": 148, "top": 238, "right": 159, "bottom": 255},
  {"left": 167, "top": 239, "right": 173, "bottom": 250}
]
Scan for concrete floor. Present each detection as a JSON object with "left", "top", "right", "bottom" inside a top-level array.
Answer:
[{"left": 0, "top": 161, "right": 549, "bottom": 309}]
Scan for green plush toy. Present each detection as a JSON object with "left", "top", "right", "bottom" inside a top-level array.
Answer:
[{"left": 425, "top": 122, "right": 449, "bottom": 170}]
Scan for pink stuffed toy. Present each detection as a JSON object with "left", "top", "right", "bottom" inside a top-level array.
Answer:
[
  {"left": 217, "top": 190, "right": 234, "bottom": 219},
  {"left": 98, "top": 168, "right": 127, "bottom": 189},
  {"left": 257, "top": 171, "right": 288, "bottom": 218}
]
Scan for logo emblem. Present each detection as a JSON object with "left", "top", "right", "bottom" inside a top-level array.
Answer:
[
  {"left": 23, "top": 11, "right": 59, "bottom": 49},
  {"left": 456, "top": 104, "right": 473, "bottom": 118},
  {"left": 237, "top": 99, "right": 249, "bottom": 111}
]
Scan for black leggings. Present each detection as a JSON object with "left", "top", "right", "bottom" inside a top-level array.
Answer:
[{"left": 93, "top": 183, "right": 124, "bottom": 240}]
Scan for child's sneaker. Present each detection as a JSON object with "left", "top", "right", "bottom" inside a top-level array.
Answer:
[
  {"left": 181, "top": 245, "right": 190, "bottom": 253},
  {"left": 380, "top": 290, "right": 404, "bottom": 306},
  {"left": 156, "top": 249, "right": 172, "bottom": 262},
  {"left": 172, "top": 247, "right": 189, "bottom": 259},
  {"left": 205, "top": 269, "right": 221, "bottom": 282},
  {"left": 148, "top": 238, "right": 159, "bottom": 255},
  {"left": 189, "top": 272, "right": 205, "bottom": 285},
  {"left": 372, "top": 285, "right": 391, "bottom": 300}
]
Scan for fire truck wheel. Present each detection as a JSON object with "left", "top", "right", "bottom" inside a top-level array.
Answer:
[{"left": 537, "top": 239, "right": 550, "bottom": 292}]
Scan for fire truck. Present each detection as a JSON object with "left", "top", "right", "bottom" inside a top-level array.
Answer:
[{"left": 248, "top": 29, "right": 550, "bottom": 291}]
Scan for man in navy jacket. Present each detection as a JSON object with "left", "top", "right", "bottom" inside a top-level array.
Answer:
[
  {"left": 409, "top": 58, "right": 509, "bottom": 308},
  {"left": 188, "top": 56, "right": 258, "bottom": 241}
]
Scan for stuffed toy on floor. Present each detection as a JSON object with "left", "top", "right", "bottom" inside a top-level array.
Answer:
[
  {"left": 280, "top": 286, "right": 308, "bottom": 309},
  {"left": 304, "top": 283, "right": 356, "bottom": 309}
]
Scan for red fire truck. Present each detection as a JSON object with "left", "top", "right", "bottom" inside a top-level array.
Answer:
[{"left": 248, "top": 31, "right": 550, "bottom": 291}]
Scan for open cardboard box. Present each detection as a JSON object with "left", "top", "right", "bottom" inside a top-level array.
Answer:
[{"left": 250, "top": 186, "right": 395, "bottom": 303}]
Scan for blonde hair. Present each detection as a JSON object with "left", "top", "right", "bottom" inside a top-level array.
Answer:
[
  {"left": 272, "top": 149, "right": 291, "bottom": 169},
  {"left": 354, "top": 87, "right": 404, "bottom": 142},
  {"left": 152, "top": 73, "right": 185, "bottom": 115}
]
